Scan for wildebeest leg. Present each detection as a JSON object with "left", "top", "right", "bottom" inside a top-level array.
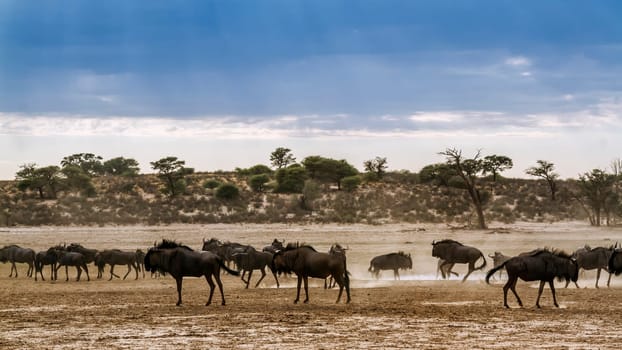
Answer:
[
  {"left": 504, "top": 276, "right": 521, "bottom": 308},
  {"left": 133, "top": 262, "right": 139, "bottom": 280},
  {"left": 9, "top": 262, "right": 17, "bottom": 277},
  {"left": 213, "top": 272, "right": 226, "bottom": 306},
  {"left": 535, "top": 280, "right": 547, "bottom": 308},
  {"left": 175, "top": 277, "right": 183, "bottom": 306},
  {"left": 606, "top": 270, "right": 612, "bottom": 288},
  {"left": 110, "top": 265, "right": 121, "bottom": 280},
  {"left": 28, "top": 262, "right": 33, "bottom": 277},
  {"left": 272, "top": 270, "right": 280, "bottom": 288},
  {"left": 76, "top": 266, "right": 82, "bottom": 281},
  {"left": 462, "top": 262, "right": 475, "bottom": 282},
  {"left": 548, "top": 280, "right": 559, "bottom": 307},
  {"left": 83, "top": 264, "right": 90, "bottom": 281},
  {"left": 303, "top": 276, "right": 310, "bottom": 304},
  {"left": 245, "top": 270, "right": 253, "bottom": 289},
  {"left": 393, "top": 269, "right": 400, "bottom": 280},
  {"left": 204, "top": 275, "right": 216, "bottom": 306},
  {"left": 123, "top": 264, "right": 132, "bottom": 280},
  {"left": 595, "top": 268, "right": 601, "bottom": 289},
  {"left": 294, "top": 276, "right": 302, "bottom": 304},
  {"left": 335, "top": 276, "right": 344, "bottom": 303},
  {"left": 254, "top": 268, "right": 266, "bottom": 288},
  {"left": 64, "top": 265, "right": 69, "bottom": 282}
]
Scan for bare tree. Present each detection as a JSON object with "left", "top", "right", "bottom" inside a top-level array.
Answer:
[
  {"left": 439, "top": 148, "right": 487, "bottom": 229},
  {"left": 525, "top": 160, "right": 559, "bottom": 201}
]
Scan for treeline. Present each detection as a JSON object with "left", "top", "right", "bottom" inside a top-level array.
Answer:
[{"left": 2, "top": 148, "right": 622, "bottom": 228}]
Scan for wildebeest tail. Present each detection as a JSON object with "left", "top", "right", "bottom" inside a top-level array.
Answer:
[
  {"left": 218, "top": 257, "right": 240, "bottom": 276},
  {"left": 485, "top": 261, "right": 507, "bottom": 284},
  {"left": 475, "top": 252, "right": 487, "bottom": 271}
]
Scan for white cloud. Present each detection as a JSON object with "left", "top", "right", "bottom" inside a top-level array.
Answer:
[
  {"left": 520, "top": 71, "right": 532, "bottom": 77},
  {"left": 409, "top": 111, "right": 464, "bottom": 123},
  {"left": 505, "top": 56, "right": 531, "bottom": 67}
]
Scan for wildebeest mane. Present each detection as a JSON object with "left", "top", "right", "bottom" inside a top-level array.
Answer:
[
  {"left": 433, "top": 239, "right": 463, "bottom": 246},
  {"left": 282, "top": 242, "right": 317, "bottom": 252},
  {"left": 156, "top": 239, "right": 194, "bottom": 251}
]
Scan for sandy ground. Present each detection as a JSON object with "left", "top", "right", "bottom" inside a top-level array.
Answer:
[{"left": 1, "top": 222, "right": 622, "bottom": 349}]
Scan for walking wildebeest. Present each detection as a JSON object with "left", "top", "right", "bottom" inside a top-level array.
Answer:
[
  {"left": 0, "top": 244, "right": 35, "bottom": 278},
  {"left": 66, "top": 243, "right": 98, "bottom": 264},
  {"left": 486, "top": 249, "right": 578, "bottom": 308},
  {"left": 97, "top": 249, "right": 140, "bottom": 281},
  {"left": 565, "top": 244, "right": 616, "bottom": 288},
  {"left": 487, "top": 251, "right": 512, "bottom": 280},
  {"left": 271, "top": 243, "right": 351, "bottom": 304},
  {"left": 432, "top": 240, "right": 487, "bottom": 282},
  {"left": 368, "top": 251, "right": 412, "bottom": 280},
  {"left": 55, "top": 250, "right": 90, "bottom": 282},
  {"left": 325, "top": 243, "right": 347, "bottom": 288},
  {"left": 232, "top": 248, "right": 279, "bottom": 288},
  {"left": 34, "top": 247, "right": 60, "bottom": 281},
  {"left": 607, "top": 247, "right": 622, "bottom": 276},
  {"left": 144, "top": 239, "right": 240, "bottom": 306}
]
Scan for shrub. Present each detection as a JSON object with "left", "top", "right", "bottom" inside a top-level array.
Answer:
[
  {"left": 215, "top": 183, "right": 240, "bottom": 200},
  {"left": 342, "top": 176, "right": 361, "bottom": 192},
  {"left": 203, "top": 179, "right": 221, "bottom": 189}
]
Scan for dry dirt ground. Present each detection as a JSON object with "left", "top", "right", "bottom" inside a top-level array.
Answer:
[{"left": 1, "top": 222, "right": 622, "bottom": 349}]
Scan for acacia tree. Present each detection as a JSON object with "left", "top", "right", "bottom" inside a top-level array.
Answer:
[
  {"left": 525, "top": 160, "right": 559, "bottom": 200},
  {"left": 150, "top": 156, "right": 194, "bottom": 197},
  {"left": 363, "top": 156, "right": 388, "bottom": 180},
  {"left": 270, "top": 147, "right": 296, "bottom": 169},
  {"left": 482, "top": 155, "right": 513, "bottom": 182},
  {"left": 439, "top": 148, "right": 488, "bottom": 229},
  {"left": 61, "top": 153, "right": 104, "bottom": 176},
  {"left": 15, "top": 163, "right": 61, "bottom": 199},
  {"left": 574, "top": 169, "right": 617, "bottom": 226},
  {"left": 102, "top": 157, "right": 140, "bottom": 176},
  {"left": 302, "top": 156, "right": 358, "bottom": 190}
]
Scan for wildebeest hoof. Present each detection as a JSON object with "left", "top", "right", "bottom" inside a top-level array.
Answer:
[
  {"left": 303, "top": 300, "right": 309, "bottom": 304},
  {"left": 221, "top": 302, "right": 226, "bottom": 306},
  {"left": 293, "top": 299, "right": 299, "bottom": 304}
]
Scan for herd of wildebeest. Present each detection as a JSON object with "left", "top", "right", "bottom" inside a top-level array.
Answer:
[{"left": 2, "top": 237, "right": 622, "bottom": 308}]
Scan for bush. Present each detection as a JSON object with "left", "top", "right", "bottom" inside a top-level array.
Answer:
[
  {"left": 248, "top": 174, "right": 270, "bottom": 192},
  {"left": 215, "top": 183, "right": 240, "bottom": 200},
  {"left": 342, "top": 176, "right": 361, "bottom": 192},
  {"left": 203, "top": 179, "right": 221, "bottom": 189}
]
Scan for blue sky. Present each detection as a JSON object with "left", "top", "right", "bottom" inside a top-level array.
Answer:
[{"left": 1, "top": 1, "right": 622, "bottom": 179}]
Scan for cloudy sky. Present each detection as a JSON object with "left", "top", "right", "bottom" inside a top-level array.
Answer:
[{"left": 1, "top": 0, "right": 622, "bottom": 179}]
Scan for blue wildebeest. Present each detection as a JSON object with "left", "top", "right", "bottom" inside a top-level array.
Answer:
[
  {"left": 272, "top": 243, "right": 351, "bottom": 304},
  {"left": 66, "top": 243, "right": 98, "bottom": 264},
  {"left": 34, "top": 246, "right": 62, "bottom": 281},
  {"left": 0, "top": 244, "right": 36, "bottom": 278},
  {"left": 135, "top": 249, "right": 146, "bottom": 278},
  {"left": 432, "top": 240, "right": 487, "bottom": 282},
  {"left": 55, "top": 250, "right": 90, "bottom": 282},
  {"left": 487, "top": 251, "right": 512, "bottom": 280},
  {"left": 565, "top": 244, "right": 616, "bottom": 288},
  {"left": 325, "top": 243, "right": 347, "bottom": 288},
  {"left": 232, "top": 247, "right": 279, "bottom": 288},
  {"left": 144, "top": 239, "right": 239, "bottom": 306},
  {"left": 368, "top": 251, "right": 412, "bottom": 280},
  {"left": 486, "top": 249, "right": 578, "bottom": 308},
  {"left": 97, "top": 249, "right": 140, "bottom": 280}
]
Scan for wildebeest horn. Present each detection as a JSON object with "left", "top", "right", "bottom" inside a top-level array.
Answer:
[{"left": 431, "top": 240, "right": 436, "bottom": 245}]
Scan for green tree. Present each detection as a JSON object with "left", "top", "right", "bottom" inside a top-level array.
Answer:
[
  {"left": 525, "top": 160, "right": 559, "bottom": 201},
  {"left": 215, "top": 183, "right": 240, "bottom": 200},
  {"left": 15, "top": 163, "right": 61, "bottom": 199},
  {"left": 302, "top": 156, "right": 358, "bottom": 190},
  {"left": 342, "top": 175, "right": 362, "bottom": 192},
  {"left": 439, "top": 148, "right": 488, "bottom": 229},
  {"left": 236, "top": 164, "right": 273, "bottom": 176},
  {"left": 418, "top": 163, "right": 457, "bottom": 186},
  {"left": 61, "top": 153, "right": 104, "bottom": 176},
  {"left": 574, "top": 169, "right": 617, "bottom": 226},
  {"left": 363, "top": 156, "right": 388, "bottom": 180},
  {"left": 61, "top": 164, "right": 96, "bottom": 197},
  {"left": 248, "top": 174, "right": 270, "bottom": 192},
  {"left": 103, "top": 157, "right": 140, "bottom": 176},
  {"left": 300, "top": 179, "right": 321, "bottom": 211},
  {"left": 482, "top": 155, "right": 513, "bottom": 182},
  {"left": 150, "top": 156, "right": 194, "bottom": 197},
  {"left": 275, "top": 164, "right": 308, "bottom": 193},
  {"left": 270, "top": 147, "right": 296, "bottom": 169}
]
